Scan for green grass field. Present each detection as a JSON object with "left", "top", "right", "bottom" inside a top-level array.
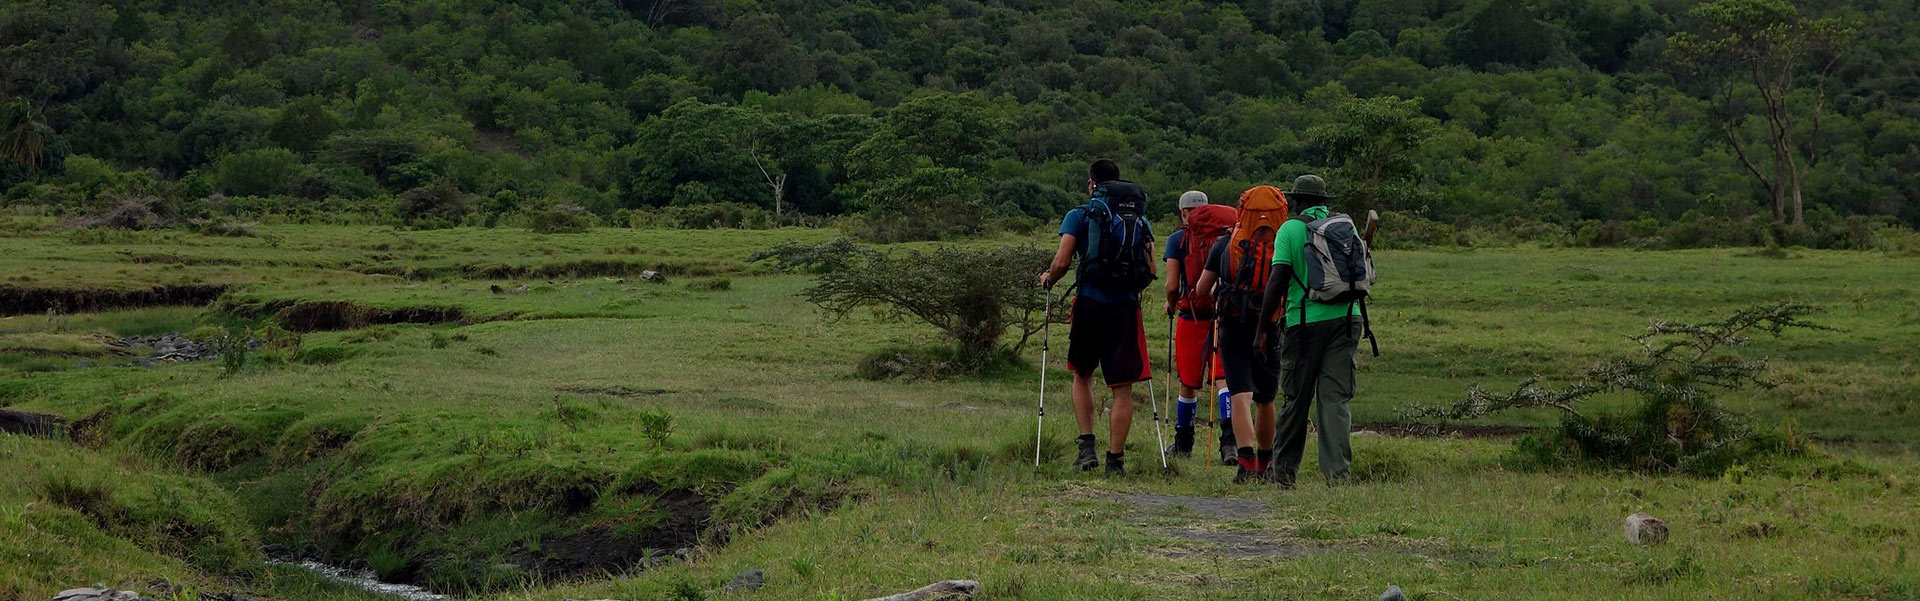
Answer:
[{"left": 2, "top": 223, "right": 1916, "bottom": 601}]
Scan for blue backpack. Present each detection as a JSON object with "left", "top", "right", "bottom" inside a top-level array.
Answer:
[{"left": 1078, "top": 180, "right": 1155, "bottom": 293}]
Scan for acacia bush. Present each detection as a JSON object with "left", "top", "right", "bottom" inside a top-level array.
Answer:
[
  {"left": 795, "top": 242, "right": 1055, "bottom": 375},
  {"left": 1405, "top": 303, "right": 1827, "bottom": 476}
]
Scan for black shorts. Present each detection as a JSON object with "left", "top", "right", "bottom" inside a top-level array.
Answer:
[
  {"left": 1067, "top": 296, "right": 1151, "bottom": 388},
  {"left": 1215, "top": 320, "right": 1281, "bottom": 403}
]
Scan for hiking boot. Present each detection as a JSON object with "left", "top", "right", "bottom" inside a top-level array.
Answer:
[
  {"left": 1217, "top": 439, "right": 1236, "bottom": 467},
  {"left": 1232, "top": 455, "right": 1266, "bottom": 483},
  {"left": 1104, "top": 452, "right": 1127, "bottom": 477},
  {"left": 1074, "top": 436, "right": 1099, "bottom": 471},
  {"left": 1164, "top": 426, "right": 1194, "bottom": 458},
  {"left": 1233, "top": 466, "right": 1266, "bottom": 484},
  {"left": 1270, "top": 470, "right": 1297, "bottom": 490}
]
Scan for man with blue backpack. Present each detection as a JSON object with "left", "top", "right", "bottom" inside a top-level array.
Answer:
[
  {"left": 1252, "top": 174, "right": 1377, "bottom": 488},
  {"left": 1038, "top": 159, "right": 1157, "bottom": 476}
]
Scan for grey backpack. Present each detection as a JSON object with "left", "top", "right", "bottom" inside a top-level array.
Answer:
[{"left": 1293, "top": 213, "right": 1379, "bottom": 356}]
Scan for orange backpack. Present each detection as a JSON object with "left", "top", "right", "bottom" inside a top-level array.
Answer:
[{"left": 1216, "top": 185, "right": 1289, "bottom": 321}]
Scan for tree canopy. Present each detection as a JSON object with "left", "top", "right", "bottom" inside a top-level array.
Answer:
[{"left": 2, "top": 0, "right": 1916, "bottom": 241}]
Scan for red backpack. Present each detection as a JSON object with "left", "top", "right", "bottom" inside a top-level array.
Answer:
[{"left": 1180, "top": 204, "right": 1238, "bottom": 298}]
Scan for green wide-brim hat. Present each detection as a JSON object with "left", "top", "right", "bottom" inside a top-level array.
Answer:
[{"left": 1286, "top": 174, "right": 1335, "bottom": 199}]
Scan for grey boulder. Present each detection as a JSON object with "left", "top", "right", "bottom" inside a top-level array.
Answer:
[
  {"left": 1624, "top": 512, "right": 1670, "bottom": 545},
  {"left": 51, "top": 589, "right": 149, "bottom": 601},
  {"left": 726, "top": 569, "right": 766, "bottom": 592}
]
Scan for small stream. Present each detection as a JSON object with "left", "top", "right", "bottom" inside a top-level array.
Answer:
[{"left": 272, "top": 560, "right": 447, "bottom": 601}]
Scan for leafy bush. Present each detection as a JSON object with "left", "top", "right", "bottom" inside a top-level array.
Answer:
[
  {"left": 213, "top": 148, "right": 302, "bottom": 197},
  {"left": 397, "top": 179, "right": 469, "bottom": 227},
  {"left": 802, "top": 243, "right": 1055, "bottom": 371},
  {"left": 59, "top": 196, "right": 169, "bottom": 230},
  {"left": 527, "top": 202, "right": 592, "bottom": 233},
  {"left": 637, "top": 409, "right": 675, "bottom": 450},
  {"left": 1406, "top": 303, "right": 1826, "bottom": 476}
]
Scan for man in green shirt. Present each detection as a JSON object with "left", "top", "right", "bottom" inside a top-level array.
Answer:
[{"left": 1252, "top": 175, "right": 1361, "bottom": 488}]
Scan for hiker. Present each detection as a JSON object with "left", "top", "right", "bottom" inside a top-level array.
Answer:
[
  {"left": 1038, "top": 158, "right": 1156, "bottom": 476},
  {"left": 1162, "top": 190, "right": 1235, "bottom": 462},
  {"left": 1192, "top": 185, "right": 1290, "bottom": 482},
  {"left": 1254, "top": 175, "right": 1365, "bottom": 488}
]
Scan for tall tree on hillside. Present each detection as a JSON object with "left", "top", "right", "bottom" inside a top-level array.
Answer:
[
  {"left": 1306, "top": 95, "right": 1437, "bottom": 215},
  {"left": 0, "top": 99, "right": 52, "bottom": 172},
  {"left": 1668, "top": 0, "right": 1854, "bottom": 226}
]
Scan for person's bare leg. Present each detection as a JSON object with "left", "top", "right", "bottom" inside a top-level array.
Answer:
[
  {"left": 1230, "top": 392, "right": 1256, "bottom": 447},
  {"left": 1072, "top": 372, "right": 1096, "bottom": 436},
  {"left": 1108, "top": 384, "right": 1134, "bottom": 454}
]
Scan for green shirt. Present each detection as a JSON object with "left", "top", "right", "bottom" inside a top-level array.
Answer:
[{"left": 1271, "top": 206, "right": 1357, "bottom": 328}]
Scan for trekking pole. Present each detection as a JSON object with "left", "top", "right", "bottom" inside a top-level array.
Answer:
[
  {"left": 1033, "top": 290, "right": 1052, "bottom": 468},
  {"left": 1163, "top": 313, "right": 1178, "bottom": 468},
  {"left": 1149, "top": 313, "right": 1168, "bottom": 471}
]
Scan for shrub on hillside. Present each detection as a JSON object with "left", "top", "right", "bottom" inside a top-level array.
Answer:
[
  {"left": 59, "top": 196, "right": 169, "bottom": 230},
  {"left": 801, "top": 243, "right": 1055, "bottom": 373},
  {"left": 396, "top": 179, "right": 469, "bottom": 228},
  {"left": 1405, "top": 303, "right": 1827, "bottom": 476},
  {"left": 527, "top": 202, "right": 592, "bottom": 233},
  {"left": 213, "top": 148, "right": 302, "bottom": 197}
]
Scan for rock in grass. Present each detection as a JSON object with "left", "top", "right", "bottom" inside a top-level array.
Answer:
[
  {"left": 1624, "top": 512, "right": 1669, "bottom": 545},
  {"left": 857, "top": 580, "right": 978, "bottom": 601},
  {"left": 640, "top": 270, "right": 667, "bottom": 283},
  {"left": 1379, "top": 585, "right": 1407, "bottom": 601},
  {"left": 726, "top": 569, "right": 766, "bottom": 592},
  {"left": 51, "top": 589, "right": 148, "bottom": 601}
]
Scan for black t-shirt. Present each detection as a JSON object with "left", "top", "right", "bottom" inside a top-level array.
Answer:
[
  {"left": 1203, "top": 238, "right": 1256, "bottom": 326},
  {"left": 1203, "top": 236, "right": 1231, "bottom": 280}
]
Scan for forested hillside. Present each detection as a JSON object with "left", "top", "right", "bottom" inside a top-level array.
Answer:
[{"left": 4, "top": 0, "right": 1917, "bottom": 245}]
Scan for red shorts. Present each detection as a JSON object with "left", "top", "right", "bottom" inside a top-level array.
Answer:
[{"left": 1175, "top": 316, "right": 1226, "bottom": 389}]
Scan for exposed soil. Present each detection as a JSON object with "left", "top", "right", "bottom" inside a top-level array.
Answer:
[
  {"left": 1156, "top": 526, "right": 1325, "bottom": 558},
  {"left": 0, "top": 408, "right": 66, "bottom": 438},
  {"left": 519, "top": 489, "right": 710, "bottom": 580},
  {"left": 221, "top": 299, "right": 470, "bottom": 332},
  {"left": 1353, "top": 421, "right": 1539, "bottom": 438},
  {"left": 0, "top": 284, "right": 228, "bottom": 316}
]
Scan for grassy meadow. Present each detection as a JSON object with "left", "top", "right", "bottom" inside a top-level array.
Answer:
[{"left": 2, "top": 222, "right": 1917, "bottom": 601}]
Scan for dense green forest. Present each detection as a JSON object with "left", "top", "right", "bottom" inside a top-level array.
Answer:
[{"left": 3, "top": 0, "right": 1916, "bottom": 247}]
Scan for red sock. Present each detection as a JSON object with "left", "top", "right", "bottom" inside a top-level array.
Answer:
[{"left": 1236, "top": 456, "right": 1260, "bottom": 471}]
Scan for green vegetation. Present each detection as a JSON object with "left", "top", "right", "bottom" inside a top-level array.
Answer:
[
  {"left": 5, "top": 0, "right": 1919, "bottom": 596},
  {"left": 1, "top": 222, "right": 1915, "bottom": 599},
  {"left": 4, "top": 0, "right": 1918, "bottom": 246}
]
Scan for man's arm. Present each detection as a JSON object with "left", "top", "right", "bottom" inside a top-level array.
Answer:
[
  {"left": 1163, "top": 258, "right": 1183, "bottom": 313},
  {"left": 1038, "top": 234, "right": 1077, "bottom": 289},
  {"left": 1193, "top": 268, "right": 1219, "bottom": 313},
  {"left": 1253, "top": 263, "right": 1291, "bottom": 351}
]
